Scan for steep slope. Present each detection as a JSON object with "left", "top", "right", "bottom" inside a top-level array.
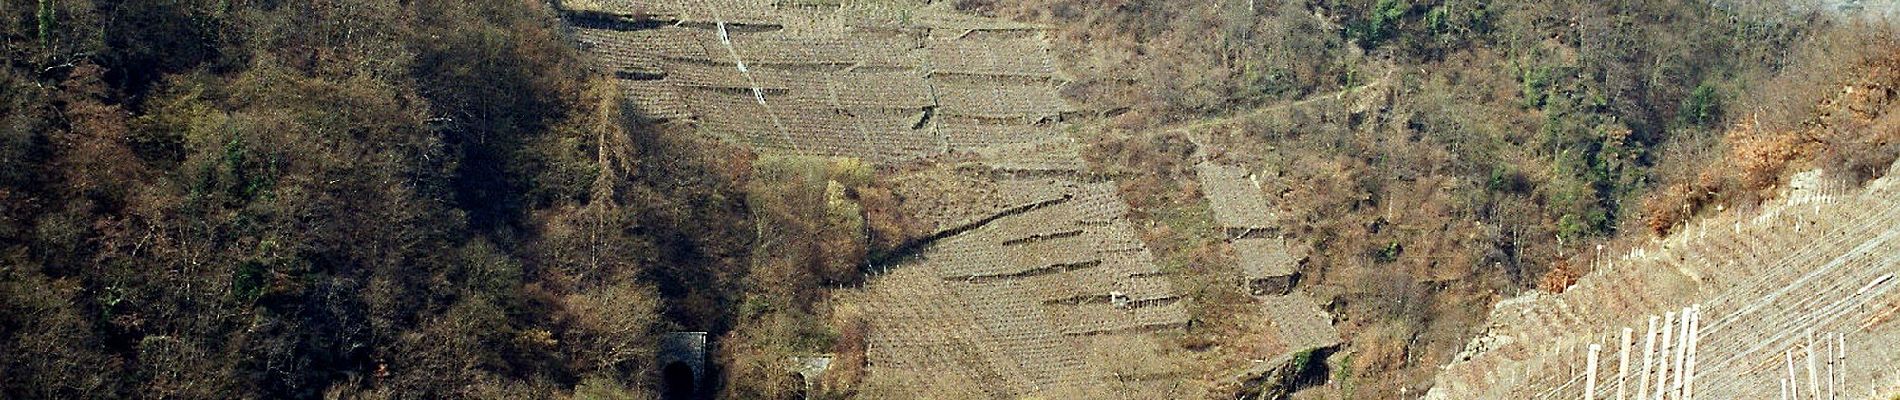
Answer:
[
  {"left": 556, "top": 1, "right": 1203, "bottom": 397},
  {"left": 1426, "top": 166, "right": 1900, "bottom": 398},
  {"left": 845, "top": 159, "right": 1193, "bottom": 398}
]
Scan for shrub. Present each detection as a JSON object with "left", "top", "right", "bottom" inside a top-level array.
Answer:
[
  {"left": 1537, "top": 259, "right": 1580, "bottom": 293},
  {"left": 1373, "top": 241, "right": 1403, "bottom": 263},
  {"left": 1520, "top": 65, "right": 1554, "bottom": 108},
  {"left": 1679, "top": 83, "right": 1724, "bottom": 127},
  {"left": 1347, "top": 0, "right": 1411, "bottom": 49},
  {"left": 0, "top": 0, "right": 746, "bottom": 397},
  {"left": 564, "top": 282, "right": 662, "bottom": 375}
]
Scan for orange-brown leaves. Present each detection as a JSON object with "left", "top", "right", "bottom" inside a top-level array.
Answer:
[
  {"left": 1537, "top": 259, "right": 1581, "bottom": 294},
  {"left": 1643, "top": 42, "right": 1900, "bottom": 236}
]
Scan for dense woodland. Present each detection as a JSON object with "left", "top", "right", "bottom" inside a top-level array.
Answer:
[
  {"left": 3, "top": 0, "right": 1896, "bottom": 399},
  {"left": 0, "top": 0, "right": 772, "bottom": 398}
]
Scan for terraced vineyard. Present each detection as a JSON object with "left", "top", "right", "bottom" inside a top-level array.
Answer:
[
  {"left": 1185, "top": 132, "right": 1341, "bottom": 392},
  {"left": 556, "top": 1, "right": 1202, "bottom": 397},
  {"left": 832, "top": 130, "right": 1208, "bottom": 396},
  {"left": 563, "top": 0, "right": 1069, "bottom": 163},
  {"left": 1425, "top": 167, "right": 1900, "bottom": 398},
  {"left": 845, "top": 163, "right": 1194, "bottom": 397}
]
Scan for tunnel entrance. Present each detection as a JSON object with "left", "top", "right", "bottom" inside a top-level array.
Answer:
[
  {"left": 661, "top": 362, "right": 697, "bottom": 399},
  {"left": 657, "top": 332, "right": 708, "bottom": 400}
]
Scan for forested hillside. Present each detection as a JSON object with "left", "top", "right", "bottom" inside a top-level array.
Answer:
[{"left": 0, "top": 1, "right": 764, "bottom": 398}]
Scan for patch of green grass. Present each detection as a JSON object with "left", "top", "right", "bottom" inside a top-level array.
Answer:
[
  {"left": 1332, "top": 352, "right": 1356, "bottom": 396},
  {"left": 1291, "top": 348, "right": 1316, "bottom": 368}
]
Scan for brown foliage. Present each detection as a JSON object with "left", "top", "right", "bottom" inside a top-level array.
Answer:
[
  {"left": 1730, "top": 119, "right": 1821, "bottom": 192},
  {"left": 562, "top": 282, "right": 663, "bottom": 377},
  {"left": 1642, "top": 26, "right": 1900, "bottom": 235},
  {"left": 1537, "top": 259, "right": 1581, "bottom": 294},
  {"left": 856, "top": 184, "right": 928, "bottom": 262},
  {"left": 0, "top": 266, "right": 126, "bottom": 399},
  {"left": 822, "top": 302, "right": 870, "bottom": 396},
  {"left": 983, "top": 0, "right": 1349, "bottom": 123},
  {"left": 52, "top": 64, "right": 145, "bottom": 201},
  {"left": 718, "top": 311, "right": 820, "bottom": 400},
  {"left": 0, "top": 0, "right": 716, "bottom": 397}
]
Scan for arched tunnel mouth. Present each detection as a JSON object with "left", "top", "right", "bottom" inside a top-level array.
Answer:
[
  {"left": 661, "top": 361, "right": 697, "bottom": 400},
  {"left": 789, "top": 372, "right": 810, "bottom": 399}
]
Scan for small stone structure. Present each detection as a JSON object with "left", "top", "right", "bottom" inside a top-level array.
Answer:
[
  {"left": 659, "top": 332, "right": 708, "bottom": 399},
  {"left": 787, "top": 355, "right": 833, "bottom": 397}
]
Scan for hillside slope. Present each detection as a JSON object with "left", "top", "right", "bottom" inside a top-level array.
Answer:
[
  {"left": 552, "top": 1, "right": 1267, "bottom": 398},
  {"left": 1426, "top": 166, "right": 1900, "bottom": 398}
]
